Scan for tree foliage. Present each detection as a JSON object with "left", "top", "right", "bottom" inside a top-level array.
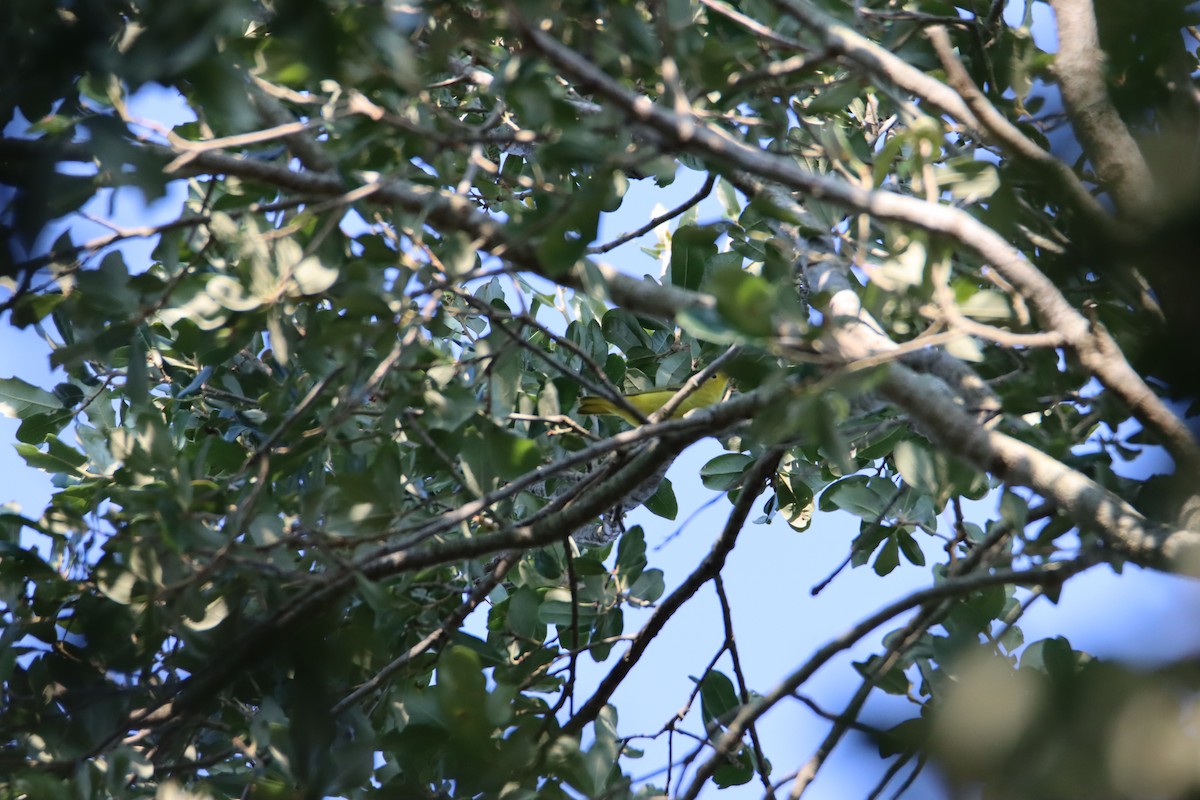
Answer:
[{"left": 3, "top": 0, "right": 1200, "bottom": 797}]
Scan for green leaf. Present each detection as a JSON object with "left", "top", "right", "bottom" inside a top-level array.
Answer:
[
  {"left": 52, "top": 382, "right": 84, "bottom": 407},
  {"left": 616, "top": 526, "right": 647, "bottom": 585},
  {"left": 538, "top": 591, "right": 601, "bottom": 626},
  {"left": 14, "top": 438, "right": 86, "bottom": 475},
  {"left": 489, "top": 345, "right": 523, "bottom": 418},
  {"left": 699, "top": 670, "right": 740, "bottom": 730},
  {"left": 894, "top": 439, "right": 942, "bottom": 498},
  {"left": 206, "top": 275, "right": 263, "bottom": 311},
  {"left": 706, "top": 263, "right": 775, "bottom": 338},
  {"left": 0, "top": 377, "right": 62, "bottom": 419},
  {"left": 712, "top": 746, "right": 755, "bottom": 788},
  {"left": 958, "top": 288, "right": 1013, "bottom": 321},
  {"left": 534, "top": 190, "right": 603, "bottom": 277},
  {"left": 291, "top": 257, "right": 340, "bottom": 295},
  {"left": 459, "top": 421, "right": 542, "bottom": 495},
  {"left": 717, "top": 178, "right": 741, "bottom": 218},
  {"left": 424, "top": 384, "right": 481, "bottom": 430},
  {"left": 937, "top": 157, "right": 1000, "bottom": 202},
  {"left": 629, "top": 569, "right": 664, "bottom": 603},
  {"left": 896, "top": 529, "right": 926, "bottom": 566},
  {"left": 850, "top": 522, "right": 893, "bottom": 568},
  {"left": 604, "top": 311, "right": 652, "bottom": 357},
  {"left": 669, "top": 224, "right": 720, "bottom": 291},
  {"left": 643, "top": 476, "right": 678, "bottom": 520},
  {"left": 508, "top": 587, "right": 546, "bottom": 642},
  {"left": 775, "top": 477, "right": 814, "bottom": 532},
  {"left": 854, "top": 423, "right": 905, "bottom": 461},
  {"left": 601, "top": 309, "right": 655, "bottom": 354},
  {"left": 699, "top": 453, "right": 752, "bottom": 491},
  {"left": 676, "top": 306, "right": 747, "bottom": 345},
  {"left": 805, "top": 78, "right": 864, "bottom": 114},
  {"left": 655, "top": 350, "right": 692, "bottom": 388},
  {"left": 11, "top": 292, "right": 67, "bottom": 328},
  {"left": 894, "top": 438, "right": 987, "bottom": 509},
  {"left": 873, "top": 536, "right": 900, "bottom": 575},
  {"left": 853, "top": 655, "right": 912, "bottom": 695},
  {"left": 435, "top": 646, "right": 492, "bottom": 747},
  {"left": 819, "top": 476, "right": 898, "bottom": 519},
  {"left": 590, "top": 607, "right": 623, "bottom": 662},
  {"left": 441, "top": 231, "right": 480, "bottom": 277},
  {"left": 15, "top": 411, "right": 73, "bottom": 445},
  {"left": 579, "top": 706, "right": 622, "bottom": 795},
  {"left": 572, "top": 555, "right": 608, "bottom": 576}
]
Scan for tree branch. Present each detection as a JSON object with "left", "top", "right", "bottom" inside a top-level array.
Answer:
[
  {"left": 678, "top": 557, "right": 1100, "bottom": 800},
  {"left": 881, "top": 363, "right": 1199, "bottom": 565},
  {"left": 1049, "top": 0, "right": 1158, "bottom": 219},
  {"left": 807, "top": 258, "right": 1200, "bottom": 569},
  {"left": 587, "top": 173, "right": 716, "bottom": 255},
  {"left": 514, "top": 22, "right": 1200, "bottom": 470},
  {"left": 100, "top": 381, "right": 798, "bottom": 758},
  {"left": 789, "top": 509, "right": 1038, "bottom": 796},
  {"left": 0, "top": 137, "right": 711, "bottom": 322},
  {"left": 329, "top": 552, "right": 518, "bottom": 716},
  {"left": 924, "top": 25, "right": 1129, "bottom": 239},
  {"left": 768, "top": 0, "right": 981, "bottom": 131},
  {"left": 562, "top": 447, "right": 785, "bottom": 735}
]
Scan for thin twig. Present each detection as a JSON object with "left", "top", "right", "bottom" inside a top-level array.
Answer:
[
  {"left": 330, "top": 553, "right": 518, "bottom": 715},
  {"left": 587, "top": 173, "right": 717, "bottom": 254},
  {"left": 678, "top": 554, "right": 1100, "bottom": 800},
  {"left": 714, "top": 575, "right": 775, "bottom": 799},
  {"left": 563, "top": 447, "right": 786, "bottom": 735}
]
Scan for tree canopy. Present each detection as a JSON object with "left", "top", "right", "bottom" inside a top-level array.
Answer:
[{"left": 3, "top": 0, "right": 1200, "bottom": 797}]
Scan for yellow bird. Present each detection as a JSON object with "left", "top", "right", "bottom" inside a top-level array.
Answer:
[{"left": 578, "top": 373, "right": 730, "bottom": 426}]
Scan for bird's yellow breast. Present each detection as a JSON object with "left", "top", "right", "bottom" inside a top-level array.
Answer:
[{"left": 578, "top": 373, "right": 730, "bottom": 426}]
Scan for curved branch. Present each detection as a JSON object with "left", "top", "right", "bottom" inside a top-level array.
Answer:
[
  {"left": 514, "top": 24, "right": 1200, "bottom": 469},
  {"left": 925, "top": 25, "right": 1129, "bottom": 239},
  {"left": 587, "top": 173, "right": 716, "bottom": 255},
  {"left": 93, "top": 380, "right": 799, "bottom": 764},
  {"left": 769, "top": 0, "right": 981, "bottom": 131},
  {"left": 880, "top": 363, "right": 1199, "bottom": 566},
  {"left": 808, "top": 259, "right": 1200, "bottom": 569},
  {"left": 1049, "top": 0, "right": 1157, "bottom": 219}
]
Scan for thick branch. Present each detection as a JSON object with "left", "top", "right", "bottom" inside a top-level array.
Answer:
[
  {"left": 104, "top": 380, "right": 796, "bottom": 756},
  {"left": 1050, "top": 0, "right": 1157, "bottom": 219},
  {"left": 767, "top": 0, "right": 981, "bottom": 130},
  {"left": 925, "top": 25, "right": 1128, "bottom": 238},
  {"left": 882, "top": 363, "right": 1199, "bottom": 566},
  {"left": 808, "top": 259, "right": 1200, "bottom": 570},
  {"left": 247, "top": 80, "right": 335, "bottom": 173},
  {"left": 515, "top": 24, "right": 1200, "bottom": 469}
]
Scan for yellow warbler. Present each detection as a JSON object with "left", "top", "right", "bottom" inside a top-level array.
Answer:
[{"left": 578, "top": 373, "right": 730, "bottom": 426}]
